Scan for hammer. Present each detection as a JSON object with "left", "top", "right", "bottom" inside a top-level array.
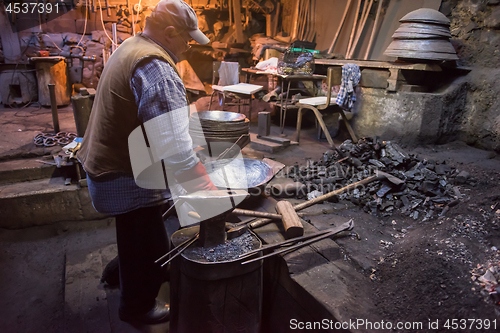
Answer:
[
  {"left": 248, "top": 171, "right": 394, "bottom": 230},
  {"left": 189, "top": 205, "right": 304, "bottom": 240}
]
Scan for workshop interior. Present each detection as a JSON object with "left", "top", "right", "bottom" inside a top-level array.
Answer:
[{"left": 1, "top": 0, "right": 500, "bottom": 332}]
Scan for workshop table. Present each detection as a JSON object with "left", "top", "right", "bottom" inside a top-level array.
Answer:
[{"left": 242, "top": 68, "right": 327, "bottom": 134}]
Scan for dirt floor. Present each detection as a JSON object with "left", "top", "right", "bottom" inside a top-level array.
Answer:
[
  {"left": 1, "top": 98, "right": 500, "bottom": 332},
  {"left": 365, "top": 142, "right": 500, "bottom": 331}
]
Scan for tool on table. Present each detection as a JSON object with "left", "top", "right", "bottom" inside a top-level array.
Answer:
[
  {"left": 155, "top": 233, "right": 199, "bottom": 267},
  {"left": 240, "top": 220, "right": 354, "bottom": 265}
]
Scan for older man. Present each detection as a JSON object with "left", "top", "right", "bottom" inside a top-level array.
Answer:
[{"left": 77, "top": 0, "right": 216, "bottom": 325}]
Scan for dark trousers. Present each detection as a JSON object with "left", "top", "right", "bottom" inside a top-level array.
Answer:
[{"left": 115, "top": 205, "right": 169, "bottom": 314}]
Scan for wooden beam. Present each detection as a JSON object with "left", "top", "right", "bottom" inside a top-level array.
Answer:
[
  {"left": 232, "top": 0, "right": 245, "bottom": 43},
  {"left": 364, "top": 0, "right": 383, "bottom": 60},
  {"left": 290, "top": 0, "right": 300, "bottom": 41},
  {"left": 327, "top": 0, "right": 352, "bottom": 54},
  {"left": 348, "top": 0, "right": 374, "bottom": 59},
  {"left": 346, "top": 0, "right": 361, "bottom": 57}
]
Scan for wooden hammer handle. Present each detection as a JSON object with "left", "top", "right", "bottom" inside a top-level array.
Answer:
[{"left": 250, "top": 174, "right": 382, "bottom": 229}]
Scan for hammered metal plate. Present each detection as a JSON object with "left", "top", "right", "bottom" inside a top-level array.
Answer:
[{"left": 205, "top": 158, "right": 274, "bottom": 191}]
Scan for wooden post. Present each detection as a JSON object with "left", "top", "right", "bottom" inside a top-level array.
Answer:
[
  {"left": 48, "top": 84, "right": 60, "bottom": 133},
  {"left": 364, "top": 0, "right": 383, "bottom": 60},
  {"left": 346, "top": 0, "right": 361, "bottom": 58},
  {"left": 328, "top": 0, "right": 352, "bottom": 54},
  {"left": 348, "top": 0, "right": 374, "bottom": 59},
  {"left": 232, "top": 0, "right": 245, "bottom": 43},
  {"left": 290, "top": 0, "right": 300, "bottom": 41}
]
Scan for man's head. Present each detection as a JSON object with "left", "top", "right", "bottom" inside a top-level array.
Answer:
[{"left": 145, "top": 0, "right": 209, "bottom": 56}]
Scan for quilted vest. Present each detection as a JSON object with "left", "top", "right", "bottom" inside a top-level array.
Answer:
[{"left": 77, "top": 33, "right": 180, "bottom": 178}]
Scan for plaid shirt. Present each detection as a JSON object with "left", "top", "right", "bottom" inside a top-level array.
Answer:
[
  {"left": 335, "top": 64, "right": 361, "bottom": 110},
  {"left": 88, "top": 58, "right": 198, "bottom": 215}
]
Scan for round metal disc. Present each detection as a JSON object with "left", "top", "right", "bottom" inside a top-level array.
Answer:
[
  {"left": 400, "top": 8, "right": 450, "bottom": 25},
  {"left": 190, "top": 111, "right": 247, "bottom": 123},
  {"left": 205, "top": 158, "right": 274, "bottom": 191}
]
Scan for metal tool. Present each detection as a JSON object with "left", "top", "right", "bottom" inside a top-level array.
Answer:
[
  {"left": 240, "top": 220, "right": 354, "bottom": 265},
  {"left": 179, "top": 190, "right": 248, "bottom": 247},
  {"left": 155, "top": 233, "right": 199, "bottom": 268}
]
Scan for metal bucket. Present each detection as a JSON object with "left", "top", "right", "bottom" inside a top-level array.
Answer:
[{"left": 169, "top": 226, "right": 263, "bottom": 333}]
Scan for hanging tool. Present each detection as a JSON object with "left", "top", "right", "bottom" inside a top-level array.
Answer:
[{"left": 241, "top": 220, "right": 354, "bottom": 265}]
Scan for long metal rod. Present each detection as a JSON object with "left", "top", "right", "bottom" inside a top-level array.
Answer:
[
  {"left": 160, "top": 234, "right": 199, "bottom": 268},
  {"left": 155, "top": 232, "right": 198, "bottom": 265},
  {"left": 239, "top": 220, "right": 353, "bottom": 259},
  {"left": 241, "top": 220, "right": 353, "bottom": 265}
]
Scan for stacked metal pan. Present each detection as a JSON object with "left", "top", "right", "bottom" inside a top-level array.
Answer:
[
  {"left": 384, "top": 8, "right": 458, "bottom": 61},
  {"left": 189, "top": 111, "right": 250, "bottom": 145}
]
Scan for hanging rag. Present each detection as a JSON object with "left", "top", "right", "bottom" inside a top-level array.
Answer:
[
  {"left": 335, "top": 64, "right": 361, "bottom": 110},
  {"left": 218, "top": 61, "right": 240, "bottom": 86}
]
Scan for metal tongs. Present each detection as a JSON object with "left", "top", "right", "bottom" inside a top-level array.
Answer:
[
  {"left": 239, "top": 220, "right": 354, "bottom": 265},
  {"left": 155, "top": 233, "right": 199, "bottom": 267}
]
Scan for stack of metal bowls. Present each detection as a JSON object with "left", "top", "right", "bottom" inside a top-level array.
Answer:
[
  {"left": 189, "top": 111, "right": 250, "bottom": 145},
  {"left": 384, "top": 8, "right": 458, "bottom": 61}
]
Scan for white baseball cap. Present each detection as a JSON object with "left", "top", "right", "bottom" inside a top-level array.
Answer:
[{"left": 149, "top": 0, "right": 210, "bottom": 45}]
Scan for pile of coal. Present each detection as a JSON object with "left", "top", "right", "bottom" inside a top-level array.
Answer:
[{"left": 285, "top": 137, "right": 471, "bottom": 219}]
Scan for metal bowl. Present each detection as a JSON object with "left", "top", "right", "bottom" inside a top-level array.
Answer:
[
  {"left": 205, "top": 158, "right": 274, "bottom": 194},
  {"left": 191, "top": 111, "right": 247, "bottom": 123},
  {"left": 400, "top": 8, "right": 450, "bottom": 26}
]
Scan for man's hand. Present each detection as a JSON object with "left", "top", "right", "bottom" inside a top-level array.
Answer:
[{"left": 174, "top": 161, "right": 218, "bottom": 192}]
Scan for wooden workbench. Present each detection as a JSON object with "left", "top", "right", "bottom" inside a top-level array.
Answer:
[{"left": 315, "top": 59, "right": 443, "bottom": 92}]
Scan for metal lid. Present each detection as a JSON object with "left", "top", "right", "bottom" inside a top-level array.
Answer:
[
  {"left": 384, "top": 39, "right": 458, "bottom": 60},
  {"left": 394, "top": 26, "right": 451, "bottom": 39},
  {"left": 400, "top": 8, "right": 450, "bottom": 26}
]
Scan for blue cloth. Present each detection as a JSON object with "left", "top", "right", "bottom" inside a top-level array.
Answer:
[
  {"left": 87, "top": 57, "right": 198, "bottom": 215},
  {"left": 335, "top": 64, "right": 361, "bottom": 110}
]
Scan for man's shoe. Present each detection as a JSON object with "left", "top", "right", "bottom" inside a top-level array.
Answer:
[{"left": 119, "top": 300, "right": 170, "bottom": 325}]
